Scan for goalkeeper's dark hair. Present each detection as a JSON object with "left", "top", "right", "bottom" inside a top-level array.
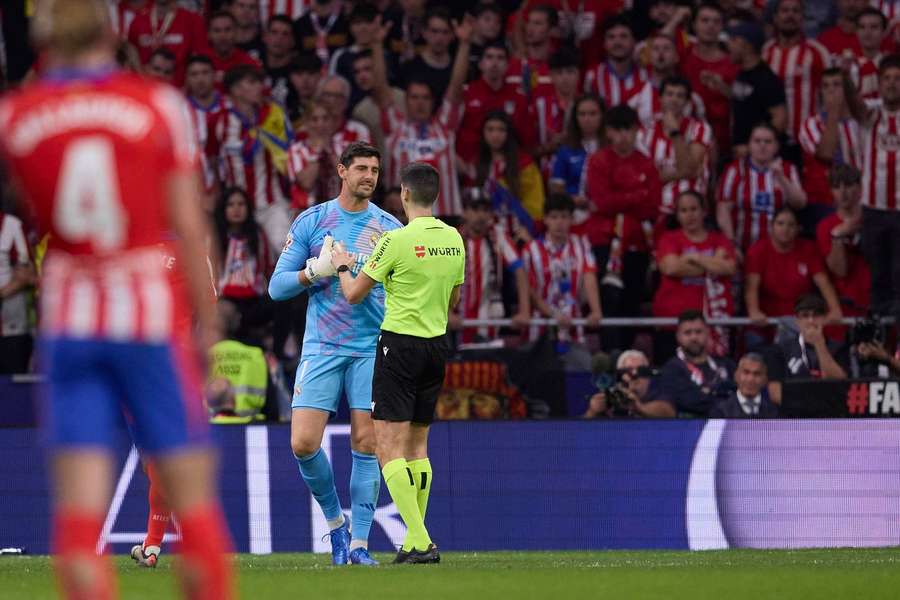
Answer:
[
  {"left": 339, "top": 142, "right": 381, "bottom": 168},
  {"left": 400, "top": 162, "right": 441, "bottom": 208}
]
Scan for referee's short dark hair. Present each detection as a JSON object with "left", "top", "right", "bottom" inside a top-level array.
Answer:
[
  {"left": 400, "top": 163, "right": 440, "bottom": 208},
  {"left": 339, "top": 142, "right": 381, "bottom": 168}
]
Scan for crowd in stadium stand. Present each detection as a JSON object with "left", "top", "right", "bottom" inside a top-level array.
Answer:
[{"left": 4, "top": 0, "right": 900, "bottom": 419}]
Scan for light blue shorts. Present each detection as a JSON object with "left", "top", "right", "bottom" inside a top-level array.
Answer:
[{"left": 292, "top": 354, "right": 374, "bottom": 414}]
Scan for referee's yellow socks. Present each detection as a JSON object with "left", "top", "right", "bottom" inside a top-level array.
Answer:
[
  {"left": 382, "top": 458, "right": 432, "bottom": 551},
  {"left": 407, "top": 458, "right": 433, "bottom": 519}
]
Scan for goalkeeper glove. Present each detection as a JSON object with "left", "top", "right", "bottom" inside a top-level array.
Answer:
[{"left": 304, "top": 235, "right": 336, "bottom": 284}]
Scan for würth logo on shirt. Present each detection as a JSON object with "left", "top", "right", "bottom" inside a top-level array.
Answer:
[{"left": 415, "top": 245, "right": 426, "bottom": 258}]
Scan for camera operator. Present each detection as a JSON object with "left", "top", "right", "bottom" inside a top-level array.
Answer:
[
  {"left": 849, "top": 315, "right": 900, "bottom": 378},
  {"left": 766, "top": 294, "right": 849, "bottom": 404},
  {"left": 582, "top": 350, "right": 676, "bottom": 418},
  {"left": 656, "top": 311, "right": 735, "bottom": 417},
  {"left": 709, "top": 353, "right": 779, "bottom": 418}
]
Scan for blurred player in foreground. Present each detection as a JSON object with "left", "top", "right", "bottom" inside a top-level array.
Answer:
[
  {"left": 0, "top": 1, "right": 234, "bottom": 598},
  {"left": 269, "top": 142, "right": 401, "bottom": 565},
  {"left": 331, "top": 163, "right": 465, "bottom": 563}
]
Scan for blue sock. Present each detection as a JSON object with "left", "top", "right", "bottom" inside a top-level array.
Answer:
[
  {"left": 296, "top": 448, "right": 343, "bottom": 522},
  {"left": 349, "top": 450, "right": 380, "bottom": 543}
]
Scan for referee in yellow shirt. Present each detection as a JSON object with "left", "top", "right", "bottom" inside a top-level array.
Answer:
[{"left": 330, "top": 162, "right": 465, "bottom": 565}]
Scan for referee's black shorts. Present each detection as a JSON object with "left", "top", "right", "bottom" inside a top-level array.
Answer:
[{"left": 372, "top": 330, "right": 450, "bottom": 425}]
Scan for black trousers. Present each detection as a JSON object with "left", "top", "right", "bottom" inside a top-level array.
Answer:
[
  {"left": 861, "top": 207, "right": 900, "bottom": 318},
  {"left": 592, "top": 246, "right": 651, "bottom": 352}
]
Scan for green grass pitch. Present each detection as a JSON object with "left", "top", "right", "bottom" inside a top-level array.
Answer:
[{"left": 2, "top": 548, "right": 900, "bottom": 599}]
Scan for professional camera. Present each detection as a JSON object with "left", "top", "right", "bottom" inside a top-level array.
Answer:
[{"left": 851, "top": 313, "right": 885, "bottom": 346}]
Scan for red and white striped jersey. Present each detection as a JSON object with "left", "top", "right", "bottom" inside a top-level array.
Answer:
[
  {"left": 382, "top": 99, "right": 463, "bottom": 217},
  {"left": 210, "top": 102, "right": 290, "bottom": 211},
  {"left": 627, "top": 81, "right": 707, "bottom": 128},
  {"left": 524, "top": 233, "right": 597, "bottom": 343},
  {"left": 287, "top": 119, "right": 372, "bottom": 207},
  {"left": 0, "top": 213, "right": 31, "bottom": 336},
  {"left": 861, "top": 107, "right": 900, "bottom": 211},
  {"left": 583, "top": 62, "right": 649, "bottom": 107},
  {"left": 717, "top": 158, "right": 803, "bottom": 251},
  {"left": 872, "top": 0, "right": 900, "bottom": 21},
  {"left": 637, "top": 116, "right": 713, "bottom": 214},
  {"left": 188, "top": 94, "right": 227, "bottom": 191},
  {"left": 109, "top": 0, "right": 150, "bottom": 38},
  {"left": 762, "top": 39, "right": 832, "bottom": 140},
  {"left": 259, "top": 0, "right": 307, "bottom": 24},
  {"left": 458, "top": 227, "right": 522, "bottom": 342},
  {"left": 798, "top": 113, "right": 862, "bottom": 168},
  {"left": 533, "top": 92, "right": 569, "bottom": 147},
  {"left": 0, "top": 70, "right": 198, "bottom": 342},
  {"left": 850, "top": 54, "right": 882, "bottom": 100}
]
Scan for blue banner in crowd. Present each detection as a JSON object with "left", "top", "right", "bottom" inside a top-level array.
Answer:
[{"left": 1, "top": 420, "right": 899, "bottom": 554}]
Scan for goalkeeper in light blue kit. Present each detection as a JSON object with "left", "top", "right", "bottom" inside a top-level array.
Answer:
[{"left": 269, "top": 142, "right": 402, "bottom": 565}]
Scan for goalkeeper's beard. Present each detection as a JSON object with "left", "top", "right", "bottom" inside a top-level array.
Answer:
[{"left": 349, "top": 180, "right": 376, "bottom": 202}]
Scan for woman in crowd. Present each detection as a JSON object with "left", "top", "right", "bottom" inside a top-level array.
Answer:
[
  {"left": 467, "top": 110, "right": 545, "bottom": 240},
  {"left": 745, "top": 206, "right": 843, "bottom": 326},
  {"left": 214, "top": 186, "right": 274, "bottom": 337},
  {"left": 717, "top": 122, "right": 807, "bottom": 255},
  {"left": 548, "top": 94, "right": 604, "bottom": 246},
  {"left": 653, "top": 191, "right": 737, "bottom": 359}
]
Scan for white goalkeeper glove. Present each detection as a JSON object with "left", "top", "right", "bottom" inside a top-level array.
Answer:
[{"left": 304, "top": 235, "right": 336, "bottom": 284}]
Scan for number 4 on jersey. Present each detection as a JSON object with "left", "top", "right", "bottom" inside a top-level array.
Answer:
[{"left": 55, "top": 136, "right": 128, "bottom": 252}]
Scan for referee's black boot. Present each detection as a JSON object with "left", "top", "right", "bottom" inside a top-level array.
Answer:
[{"left": 403, "top": 544, "right": 441, "bottom": 565}]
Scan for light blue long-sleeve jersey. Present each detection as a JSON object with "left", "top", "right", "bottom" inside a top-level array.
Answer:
[{"left": 268, "top": 199, "right": 402, "bottom": 357}]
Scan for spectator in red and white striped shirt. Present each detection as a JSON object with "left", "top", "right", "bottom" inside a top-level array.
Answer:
[
  {"left": 583, "top": 15, "right": 648, "bottom": 107},
  {"left": 628, "top": 34, "right": 707, "bottom": 128},
  {"left": 451, "top": 195, "right": 531, "bottom": 343},
  {"left": 213, "top": 187, "right": 274, "bottom": 336},
  {"left": 860, "top": 54, "right": 900, "bottom": 316},
  {"left": 525, "top": 193, "right": 603, "bottom": 346},
  {"left": 186, "top": 55, "right": 227, "bottom": 185},
  {"left": 370, "top": 14, "right": 471, "bottom": 217},
  {"left": 798, "top": 68, "right": 864, "bottom": 212},
  {"left": 717, "top": 123, "right": 807, "bottom": 254},
  {"left": 849, "top": 8, "right": 887, "bottom": 100},
  {"left": 763, "top": 0, "right": 832, "bottom": 143},
  {"left": 212, "top": 65, "right": 293, "bottom": 256},
  {"left": 637, "top": 76, "right": 713, "bottom": 217},
  {"left": 532, "top": 47, "right": 582, "bottom": 168}
]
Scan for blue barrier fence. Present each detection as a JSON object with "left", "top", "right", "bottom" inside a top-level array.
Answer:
[{"left": 1, "top": 420, "right": 899, "bottom": 555}]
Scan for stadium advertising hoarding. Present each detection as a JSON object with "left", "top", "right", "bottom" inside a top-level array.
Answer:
[{"left": 0, "top": 420, "right": 898, "bottom": 554}]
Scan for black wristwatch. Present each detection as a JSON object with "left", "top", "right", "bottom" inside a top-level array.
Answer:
[{"left": 337, "top": 264, "right": 351, "bottom": 273}]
